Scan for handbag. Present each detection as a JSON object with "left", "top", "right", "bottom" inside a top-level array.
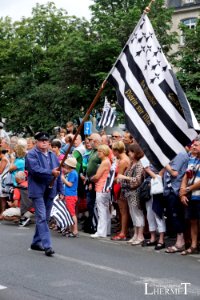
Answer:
[
  {"left": 150, "top": 175, "right": 164, "bottom": 195},
  {"left": 139, "top": 178, "right": 151, "bottom": 204}
]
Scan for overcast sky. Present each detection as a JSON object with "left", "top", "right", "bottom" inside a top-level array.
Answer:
[{"left": 0, "top": 0, "right": 93, "bottom": 21}]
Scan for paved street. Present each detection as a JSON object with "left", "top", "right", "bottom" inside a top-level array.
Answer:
[{"left": 0, "top": 221, "right": 200, "bottom": 300}]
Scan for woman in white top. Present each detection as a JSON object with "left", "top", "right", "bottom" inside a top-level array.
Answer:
[{"left": 0, "top": 149, "right": 10, "bottom": 219}]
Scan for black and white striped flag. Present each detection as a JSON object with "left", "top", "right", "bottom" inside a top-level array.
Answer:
[
  {"left": 50, "top": 196, "right": 74, "bottom": 230},
  {"left": 107, "top": 14, "right": 198, "bottom": 170},
  {"left": 102, "top": 158, "right": 117, "bottom": 193},
  {"left": 98, "top": 97, "right": 116, "bottom": 128}
]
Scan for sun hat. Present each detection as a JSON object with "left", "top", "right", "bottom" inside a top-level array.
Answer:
[{"left": 64, "top": 157, "right": 77, "bottom": 168}]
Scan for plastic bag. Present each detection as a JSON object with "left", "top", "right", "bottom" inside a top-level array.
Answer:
[{"left": 150, "top": 176, "right": 164, "bottom": 195}]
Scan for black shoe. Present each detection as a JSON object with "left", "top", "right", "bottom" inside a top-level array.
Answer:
[
  {"left": 19, "top": 217, "right": 31, "bottom": 227},
  {"left": 45, "top": 247, "right": 55, "bottom": 256},
  {"left": 142, "top": 240, "right": 157, "bottom": 247},
  {"left": 155, "top": 243, "right": 165, "bottom": 250},
  {"left": 67, "top": 232, "right": 79, "bottom": 238},
  {"left": 31, "top": 244, "right": 45, "bottom": 251}
]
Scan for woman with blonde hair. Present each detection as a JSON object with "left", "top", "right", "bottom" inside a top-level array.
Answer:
[
  {"left": 90, "top": 144, "right": 111, "bottom": 238},
  {"left": 9, "top": 145, "right": 26, "bottom": 186},
  {"left": 111, "top": 141, "right": 130, "bottom": 240},
  {"left": 0, "top": 148, "right": 10, "bottom": 219}
]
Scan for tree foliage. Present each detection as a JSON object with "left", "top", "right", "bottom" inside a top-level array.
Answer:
[
  {"left": 175, "top": 19, "right": 200, "bottom": 120},
  {"left": 0, "top": 1, "right": 185, "bottom": 134}
]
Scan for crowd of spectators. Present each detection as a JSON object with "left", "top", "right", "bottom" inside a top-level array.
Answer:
[{"left": 0, "top": 121, "right": 200, "bottom": 256}]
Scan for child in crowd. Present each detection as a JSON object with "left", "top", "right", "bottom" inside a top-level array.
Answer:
[
  {"left": 51, "top": 139, "right": 65, "bottom": 163},
  {"left": 62, "top": 157, "right": 79, "bottom": 237}
]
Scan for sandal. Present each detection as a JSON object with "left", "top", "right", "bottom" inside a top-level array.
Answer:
[
  {"left": 181, "top": 247, "right": 198, "bottom": 256},
  {"left": 142, "top": 240, "right": 157, "bottom": 247},
  {"left": 131, "top": 239, "right": 144, "bottom": 246},
  {"left": 155, "top": 243, "right": 165, "bottom": 250},
  {"left": 111, "top": 233, "right": 126, "bottom": 241},
  {"left": 165, "top": 245, "right": 185, "bottom": 253},
  {"left": 67, "top": 232, "right": 79, "bottom": 238}
]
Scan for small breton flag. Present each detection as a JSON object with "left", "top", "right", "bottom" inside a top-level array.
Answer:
[
  {"left": 106, "top": 13, "right": 198, "bottom": 170},
  {"left": 102, "top": 158, "right": 117, "bottom": 193},
  {"left": 98, "top": 97, "right": 116, "bottom": 128},
  {"left": 50, "top": 195, "right": 74, "bottom": 230}
]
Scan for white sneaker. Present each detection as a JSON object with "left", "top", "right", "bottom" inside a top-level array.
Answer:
[
  {"left": 131, "top": 238, "right": 144, "bottom": 246},
  {"left": 127, "top": 236, "right": 137, "bottom": 244},
  {"left": 90, "top": 233, "right": 106, "bottom": 238},
  {"left": 19, "top": 217, "right": 31, "bottom": 227},
  {"left": 90, "top": 233, "right": 100, "bottom": 238}
]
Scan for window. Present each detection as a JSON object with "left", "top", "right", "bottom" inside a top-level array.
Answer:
[
  {"left": 182, "top": 17, "right": 197, "bottom": 29},
  {"left": 184, "top": 0, "right": 194, "bottom": 4},
  {"left": 180, "top": 17, "right": 197, "bottom": 45}
]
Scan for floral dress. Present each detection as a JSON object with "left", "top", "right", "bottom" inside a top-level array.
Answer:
[{"left": 121, "top": 160, "right": 144, "bottom": 207}]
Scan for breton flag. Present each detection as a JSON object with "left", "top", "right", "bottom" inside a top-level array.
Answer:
[
  {"left": 107, "top": 14, "right": 198, "bottom": 170},
  {"left": 98, "top": 97, "right": 116, "bottom": 128},
  {"left": 102, "top": 158, "right": 117, "bottom": 193},
  {"left": 50, "top": 196, "right": 74, "bottom": 230}
]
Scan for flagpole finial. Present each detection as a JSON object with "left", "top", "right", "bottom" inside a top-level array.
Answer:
[{"left": 144, "top": 0, "right": 155, "bottom": 14}]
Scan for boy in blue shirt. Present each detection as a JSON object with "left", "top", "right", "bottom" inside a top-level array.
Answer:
[{"left": 62, "top": 157, "right": 78, "bottom": 237}]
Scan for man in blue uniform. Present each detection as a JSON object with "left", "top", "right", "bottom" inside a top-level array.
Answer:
[{"left": 25, "top": 132, "right": 64, "bottom": 256}]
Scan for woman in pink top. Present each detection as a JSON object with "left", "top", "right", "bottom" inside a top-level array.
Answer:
[{"left": 90, "top": 145, "right": 111, "bottom": 238}]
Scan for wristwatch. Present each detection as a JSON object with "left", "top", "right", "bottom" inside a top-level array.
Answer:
[{"left": 186, "top": 187, "right": 190, "bottom": 193}]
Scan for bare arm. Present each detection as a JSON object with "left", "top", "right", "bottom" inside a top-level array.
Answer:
[
  {"left": 9, "top": 164, "right": 17, "bottom": 172},
  {"left": 7, "top": 200, "right": 18, "bottom": 208},
  {"left": 0, "top": 158, "right": 8, "bottom": 174},
  {"left": 144, "top": 166, "right": 157, "bottom": 179},
  {"left": 61, "top": 175, "right": 73, "bottom": 187},
  {"left": 91, "top": 160, "right": 110, "bottom": 182},
  {"left": 118, "top": 158, "right": 130, "bottom": 175},
  {"left": 165, "top": 164, "right": 178, "bottom": 177},
  {"left": 179, "top": 174, "right": 188, "bottom": 202}
]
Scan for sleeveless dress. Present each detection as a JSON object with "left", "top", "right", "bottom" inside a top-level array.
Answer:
[{"left": 0, "top": 155, "right": 10, "bottom": 197}]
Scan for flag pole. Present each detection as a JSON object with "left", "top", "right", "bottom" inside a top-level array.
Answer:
[
  {"left": 144, "top": 0, "right": 156, "bottom": 14},
  {"left": 49, "top": 80, "right": 107, "bottom": 188}
]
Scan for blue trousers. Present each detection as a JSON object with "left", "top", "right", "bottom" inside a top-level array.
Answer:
[
  {"left": 165, "top": 192, "right": 185, "bottom": 234},
  {"left": 32, "top": 196, "right": 53, "bottom": 249}
]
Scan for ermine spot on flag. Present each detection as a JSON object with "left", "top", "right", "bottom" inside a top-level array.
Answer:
[{"left": 107, "top": 14, "right": 198, "bottom": 170}]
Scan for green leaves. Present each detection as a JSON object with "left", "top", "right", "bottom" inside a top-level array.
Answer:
[{"left": 175, "top": 19, "right": 200, "bottom": 120}]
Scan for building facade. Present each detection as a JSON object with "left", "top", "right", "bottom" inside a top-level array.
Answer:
[{"left": 165, "top": 0, "right": 200, "bottom": 49}]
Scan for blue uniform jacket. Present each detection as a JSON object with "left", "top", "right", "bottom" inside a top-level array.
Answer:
[{"left": 25, "top": 147, "right": 64, "bottom": 198}]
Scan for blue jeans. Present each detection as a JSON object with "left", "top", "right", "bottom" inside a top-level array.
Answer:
[
  {"left": 32, "top": 196, "right": 54, "bottom": 249},
  {"left": 165, "top": 192, "right": 184, "bottom": 234}
]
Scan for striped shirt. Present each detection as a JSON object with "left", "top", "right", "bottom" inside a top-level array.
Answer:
[{"left": 187, "top": 157, "right": 200, "bottom": 201}]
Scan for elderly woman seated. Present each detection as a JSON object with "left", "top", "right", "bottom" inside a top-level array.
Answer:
[{"left": 2, "top": 171, "right": 33, "bottom": 226}]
